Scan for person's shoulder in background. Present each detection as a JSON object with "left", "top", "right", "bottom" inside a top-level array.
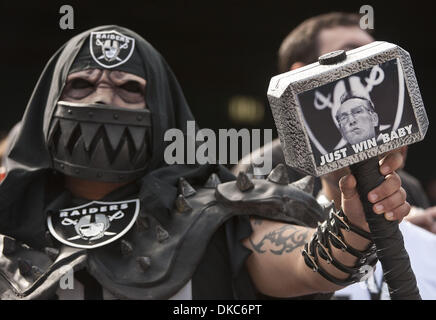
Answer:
[{"left": 398, "top": 169, "right": 430, "bottom": 209}]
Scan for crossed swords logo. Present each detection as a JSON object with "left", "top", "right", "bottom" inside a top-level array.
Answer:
[
  {"left": 313, "top": 65, "right": 384, "bottom": 114},
  {"left": 307, "top": 65, "right": 393, "bottom": 153},
  {"left": 95, "top": 38, "right": 129, "bottom": 62},
  {"left": 62, "top": 210, "right": 125, "bottom": 241}
]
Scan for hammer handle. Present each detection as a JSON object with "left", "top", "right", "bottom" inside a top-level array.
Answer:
[{"left": 350, "top": 157, "right": 421, "bottom": 300}]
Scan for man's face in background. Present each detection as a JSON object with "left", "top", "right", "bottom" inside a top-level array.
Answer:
[
  {"left": 317, "top": 25, "right": 374, "bottom": 55},
  {"left": 337, "top": 98, "right": 379, "bottom": 145},
  {"left": 312, "top": 25, "right": 375, "bottom": 188}
]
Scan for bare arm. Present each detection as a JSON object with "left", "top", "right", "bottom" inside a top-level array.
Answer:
[
  {"left": 243, "top": 152, "right": 410, "bottom": 298},
  {"left": 243, "top": 217, "right": 370, "bottom": 297}
]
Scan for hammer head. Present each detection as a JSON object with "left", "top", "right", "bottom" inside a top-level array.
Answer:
[{"left": 267, "top": 42, "right": 428, "bottom": 177}]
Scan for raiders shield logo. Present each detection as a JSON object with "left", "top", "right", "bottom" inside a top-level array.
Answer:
[
  {"left": 297, "top": 59, "right": 418, "bottom": 166},
  {"left": 89, "top": 30, "right": 135, "bottom": 68},
  {"left": 47, "top": 199, "right": 140, "bottom": 249}
]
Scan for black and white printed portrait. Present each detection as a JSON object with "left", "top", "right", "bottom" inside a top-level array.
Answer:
[
  {"left": 335, "top": 91, "right": 379, "bottom": 145},
  {"left": 297, "top": 58, "right": 418, "bottom": 168}
]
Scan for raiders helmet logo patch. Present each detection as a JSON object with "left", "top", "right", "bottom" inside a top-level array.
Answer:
[
  {"left": 47, "top": 199, "right": 140, "bottom": 249},
  {"left": 89, "top": 30, "right": 135, "bottom": 68}
]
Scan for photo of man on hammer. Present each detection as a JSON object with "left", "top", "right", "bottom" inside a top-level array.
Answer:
[{"left": 336, "top": 91, "right": 379, "bottom": 145}]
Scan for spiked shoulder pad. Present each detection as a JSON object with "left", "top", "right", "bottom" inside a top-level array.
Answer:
[
  {"left": 0, "top": 235, "right": 86, "bottom": 299},
  {"left": 216, "top": 165, "right": 326, "bottom": 227},
  {"left": 0, "top": 168, "right": 328, "bottom": 300}
]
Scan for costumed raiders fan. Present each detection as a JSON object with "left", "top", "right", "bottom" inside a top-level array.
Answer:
[{"left": 0, "top": 26, "right": 409, "bottom": 300}]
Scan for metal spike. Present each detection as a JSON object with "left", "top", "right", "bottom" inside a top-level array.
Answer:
[
  {"left": 90, "top": 139, "right": 111, "bottom": 167},
  {"left": 120, "top": 239, "right": 134, "bottom": 256},
  {"left": 2, "top": 236, "right": 16, "bottom": 255},
  {"left": 80, "top": 123, "right": 100, "bottom": 151},
  {"left": 175, "top": 194, "right": 192, "bottom": 213},
  {"left": 104, "top": 124, "right": 125, "bottom": 151},
  {"left": 71, "top": 138, "right": 90, "bottom": 164},
  {"left": 131, "top": 138, "right": 148, "bottom": 167},
  {"left": 18, "top": 258, "right": 32, "bottom": 276},
  {"left": 112, "top": 139, "right": 133, "bottom": 169},
  {"left": 44, "top": 247, "right": 60, "bottom": 261},
  {"left": 291, "top": 175, "right": 315, "bottom": 194},
  {"left": 59, "top": 119, "right": 78, "bottom": 148},
  {"left": 136, "top": 214, "right": 150, "bottom": 231},
  {"left": 204, "top": 173, "right": 221, "bottom": 189},
  {"left": 267, "top": 164, "right": 289, "bottom": 185},
  {"left": 127, "top": 126, "right": 146, "bottom": 152},
  {"left": 236, "top": 171, "right": 254, "bottom": 192},
  {"left": 156, "top": 225, "right": 169, "bottom": 242},
  {"left": 137, "top": 256, "right": 151, "bottom": 271},
  {"left": 178, "top": 177, "right": 196, "bottom": 197}
]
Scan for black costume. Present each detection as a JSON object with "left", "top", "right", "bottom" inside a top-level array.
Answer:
[{"left": 0, "top": 26, "right": 329, "bottom": 299}]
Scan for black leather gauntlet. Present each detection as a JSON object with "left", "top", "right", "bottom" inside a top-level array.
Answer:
[{"left": 302, "top": 203, "right": 378, "bottom": 286}]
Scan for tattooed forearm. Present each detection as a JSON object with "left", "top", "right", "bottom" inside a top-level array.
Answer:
[{"left": 249, "top": 225, "right": 309, "bottom": 255}]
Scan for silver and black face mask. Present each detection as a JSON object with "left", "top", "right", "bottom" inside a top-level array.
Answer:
[{"left": 47, "top": 101, "right": 152, "bottom": 183}]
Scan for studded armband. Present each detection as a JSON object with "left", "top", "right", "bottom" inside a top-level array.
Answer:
[{"left": 301, "top": 205, "right": 378, "bottom": 286}]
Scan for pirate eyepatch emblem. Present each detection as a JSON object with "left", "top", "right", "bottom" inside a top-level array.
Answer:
[
  {"left": 47, "top": 199, "right": 140, "bottom": 249},
  {"left": 90, "top": 30, "right": 135, "bottom": 68}
]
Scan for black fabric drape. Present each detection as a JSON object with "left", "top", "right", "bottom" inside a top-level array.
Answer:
[{"left": 0, "top": 25, "right": 234, "bottom": 247}]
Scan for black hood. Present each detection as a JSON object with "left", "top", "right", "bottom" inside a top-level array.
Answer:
[{"left": 0, "top": 25, "right": 234, "bottom": 245}]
